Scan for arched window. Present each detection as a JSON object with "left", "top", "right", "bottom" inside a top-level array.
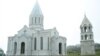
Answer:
[
  {"left": 89, "top": 26, "right": 91, "bottom": 32},
  {"left": 40, "top": 37, "right": 43, "bottom": 50},
  {"left": 14, "top": 42, "right": 17, "bottom": 54},
  {"left": 85, "top": 35, "right": 87, "bottom": 40},
  {"left": 59, "top": 43, "right": 62, "bottom": 54},
  {"left": 89, "top": 26, "right": 91, "bottom": 30},
  {"left": 21, "top": 42, "right": 25, "bottom": 54},
  {"left": 34, "top": 38, "right": 37, "bottom": 50}
]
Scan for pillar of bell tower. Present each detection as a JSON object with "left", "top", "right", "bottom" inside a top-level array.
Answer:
[{"left": 80, "top": 15, "right": 95, "bottom": 56}]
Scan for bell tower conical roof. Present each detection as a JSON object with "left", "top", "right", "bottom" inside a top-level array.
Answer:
[{"left": 81, "top": 14, "right": 92, "bottom": 27}]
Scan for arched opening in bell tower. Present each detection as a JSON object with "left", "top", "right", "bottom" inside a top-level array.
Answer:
[
  {"left": 84, "top": 26, "right": 88, "bottom": 32},
  {"left": 85, "top": 35, "right": 88, "bottom": 40}
]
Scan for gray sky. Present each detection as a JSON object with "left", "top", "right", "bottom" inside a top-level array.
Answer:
[{"left": 0, "top": 0, "right": 100, "bottom": 53}]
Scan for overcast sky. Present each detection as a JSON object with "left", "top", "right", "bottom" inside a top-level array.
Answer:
[{"left": 0, "top": 0, "right": 100, "bottom": 53}]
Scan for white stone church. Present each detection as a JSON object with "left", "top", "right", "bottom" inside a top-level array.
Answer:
[
  {"left": 6, "top": 1, "right": 66, "bottom": 56},
  {"left": 6, "top": 1, "right": 96, "bottom": 56}
]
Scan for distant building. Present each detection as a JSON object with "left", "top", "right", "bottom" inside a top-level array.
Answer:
[
  {"left": 6, "top": 1, "right": 67, "bottom": 56},
  {"left": 0, "top": 48, "right": 5, "bottom": 56},
  {"left": 80, "top": 15, "right": 95, "bottom": 56}
]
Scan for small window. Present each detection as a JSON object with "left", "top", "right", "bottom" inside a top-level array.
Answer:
[
  {"left": 89, "top": 26, "right": 91, "bottom": 29},
  {"left": 85, "top": 35, "right": 87, "bottom": 40},
  {"left": 34, "top": 38, "right": 37, "bottom": 50},
  {"left": 40, "top": 37, "right": 43, "bottom": 50}
]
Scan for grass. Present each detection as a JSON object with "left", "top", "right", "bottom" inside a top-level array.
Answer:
[
  {"left": 96, "top": 50, "right": 100, "bottom": 56},
  {"left": 67, "top": 51, "right": 80, "bottom": 56},
  {"left": 67, "top": 50, "right": 100, "bottom": 56}
]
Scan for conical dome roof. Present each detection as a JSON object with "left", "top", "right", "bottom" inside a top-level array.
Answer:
[{"left": 31, "top": 1, "right": 43, "bottom": 16}]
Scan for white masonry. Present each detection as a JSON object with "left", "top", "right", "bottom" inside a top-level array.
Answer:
[
  {"left": 80, "top": 15, "right": 95, "bottom": 56},
  {"left": 6, "top": 1, "right": 67, "bottom": 56}
]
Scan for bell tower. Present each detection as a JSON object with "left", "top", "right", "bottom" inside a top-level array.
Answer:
[
  {"left": 29, "top": 1, "right": 44, "bottom": 31},
  {"left": 80, "top": 15, "right": 95, "bottom": 56}
]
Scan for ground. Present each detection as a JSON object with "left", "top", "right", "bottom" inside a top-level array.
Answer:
[{"left": 67, "top": 50, "right": 100, "bottom": 56}]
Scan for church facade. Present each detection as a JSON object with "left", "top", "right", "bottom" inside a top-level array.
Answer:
[{"left": 6, "top": 2, "right": 66, "bottom": 56}]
